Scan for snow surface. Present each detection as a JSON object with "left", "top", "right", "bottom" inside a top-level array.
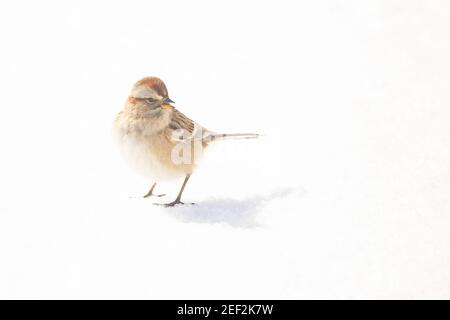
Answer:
[{"left": 0, "top": 0, "right": 449, "bottom": 299}]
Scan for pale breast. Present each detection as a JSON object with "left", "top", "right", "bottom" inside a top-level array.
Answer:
[{"left": 113, "top": 106, "right": 198, "bottom": 181}]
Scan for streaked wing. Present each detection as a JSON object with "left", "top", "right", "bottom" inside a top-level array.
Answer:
[
  {"left": 168, "top": 108, "right": 196, "bottom": 134},
  {"left": 167, "top": 108, "right": 215, "bottom": 143}
]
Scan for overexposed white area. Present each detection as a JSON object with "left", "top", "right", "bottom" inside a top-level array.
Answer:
[{"left": 0, "top": 0, "right": 449, "bottom": 299}]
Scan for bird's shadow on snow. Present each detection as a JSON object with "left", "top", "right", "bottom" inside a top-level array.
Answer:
[{"left": 167, "top": 187, "right": 302, "bottom": 228}]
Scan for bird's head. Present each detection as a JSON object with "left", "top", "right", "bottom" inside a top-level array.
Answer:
[{"left": 130, "top": 77, "right": 174, "bottom": 110}]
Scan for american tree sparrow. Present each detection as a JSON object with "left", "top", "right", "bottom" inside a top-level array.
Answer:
[{"left": 113, "top": 77, "right": 259, "bottom": 207}]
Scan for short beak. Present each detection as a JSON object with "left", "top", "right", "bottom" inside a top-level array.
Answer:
[
  {"left": 163, "top": 97, "right": 175, "bottom": 104},
  {"left": 161, "top": 97, "right": 175, "bottom": 110}
]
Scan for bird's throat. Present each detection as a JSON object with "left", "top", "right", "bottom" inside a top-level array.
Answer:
[{"left": 161, "top": 104, "right": 173, "bottom": 110}]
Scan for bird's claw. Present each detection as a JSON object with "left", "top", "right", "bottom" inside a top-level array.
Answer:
[
  {"left": 143, "top": 193, "right": 166, "bottom": 198},
  {"left": 154, "top": 200, "right": 195, "bottom": 207}
]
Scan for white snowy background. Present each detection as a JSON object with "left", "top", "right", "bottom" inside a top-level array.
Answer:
[{"left": 0, "top": 0, "right": 449, "bottom": 299}]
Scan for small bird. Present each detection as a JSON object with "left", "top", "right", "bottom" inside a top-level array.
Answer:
[{"left": 113, "top": 77, "right": 259, "bottom": 207}]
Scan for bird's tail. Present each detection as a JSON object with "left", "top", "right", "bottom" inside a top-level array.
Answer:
[{"left": 208, "top": 132, "right": 260, "bottom": 141}]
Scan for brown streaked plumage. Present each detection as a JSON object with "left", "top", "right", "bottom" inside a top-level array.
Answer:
[{"left": 113, "top": 76, "right": 259, "bottom": 207}]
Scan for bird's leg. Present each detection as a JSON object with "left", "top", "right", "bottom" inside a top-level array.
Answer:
[
  {"left": 159, "top": 174, "right": 194, "bottom": 207},
  {"left": 143, "top": 182, "right": 165, "bottom": 198}
]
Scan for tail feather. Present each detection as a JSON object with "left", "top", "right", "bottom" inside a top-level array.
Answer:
[{"left": 209, "top": 132, "right": 260, "bottom": 141}]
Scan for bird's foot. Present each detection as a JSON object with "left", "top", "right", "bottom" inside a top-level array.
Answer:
[
  {"left": 143, "top": 192, "right": 166, "bottom": 198},
  {"left": 154, "top": 200, "right": 195, "bottom": 207}
]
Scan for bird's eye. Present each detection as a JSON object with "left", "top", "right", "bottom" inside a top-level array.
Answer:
[{"left": 145, "top": 98, "right": 155, "bottom": 103}]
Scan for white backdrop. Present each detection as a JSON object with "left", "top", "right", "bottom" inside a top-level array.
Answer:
[{"left": 0, "top": 0, "right": 449, "bottom": 299}]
